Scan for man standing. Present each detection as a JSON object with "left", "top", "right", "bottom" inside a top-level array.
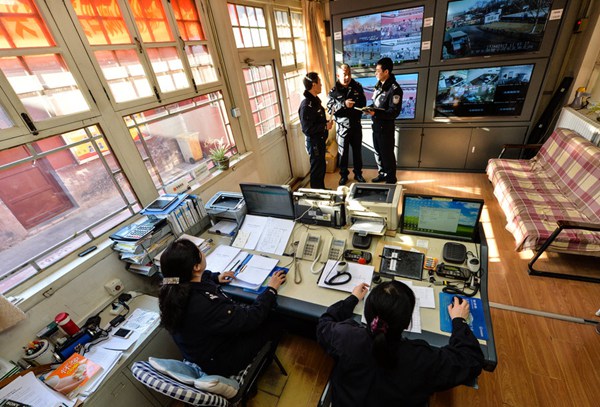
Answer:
[
  {"left": 299, "top": 72, "right": 332, "bottom": 189},
  {"left": 327, "top": 64, "right": 367, "bottom": 185},
  {"left": 365, "top": 57, "right": 402, "bottom": 184}
]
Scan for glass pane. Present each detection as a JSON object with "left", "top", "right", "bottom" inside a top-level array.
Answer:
[
  {"left": 0, "top": 0, "right": 55, "bottom": 49},
  {"left": 294, "top": 39, "right": 305, "bottom": 64},
  {"left": 0, "top": 103, "right": 14, "bottom": 129},
  {"left": 246, "top": 6, "right": 256, "bottom": 27},
  {"left": 147, "top": 47, "right": 189, "bottom": 93},
  {"left": 284, "top": 70, "right": 302, "bottom": 119},
  {"left": 0, "top": 126, "right": 138, "bottom": 292},
  {"left": 0, "top": 54, "right": 90, "bottom": 121},
  {"left": 227, "top": 3, "right": 238, "bottom": 26},
  {"left": 279, "top": 39, "right": 293, "bottom": 66},
  {"left": 243, "top": 66, "right": 282, "bottom": 138},
  {"left": 129, "top": 0, "right": 173, "bottom": 43},
  {"left": 70, "top": 0, "right": 131, "bottom": 45},
  {"left": 275, "top": 10, "right": 291, "bottom": 38},
  {"left": 255, "top": 7, "right": 265, "bottom": 27},
  {"left": 236, "top": 5, "right": 248, "bottom": 27},
  {"left": 185, "top": 45, "right": 217, "bottom": 85},
  {"left": 125, "top": 93, "right": 235, "bottom": 189},
  {"left": 95, "top": 49, "right": 153, "bottom": 103},
  {"left": 171, "top": 0, "right": 205, "bottom": 41}
]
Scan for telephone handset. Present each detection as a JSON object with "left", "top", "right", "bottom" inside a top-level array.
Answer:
[
  {"left": 321, "top": 237, "right": 346, "bottom": 262},
  {"left": 296, "top": 233, "right": 321, "bottom": 261}
]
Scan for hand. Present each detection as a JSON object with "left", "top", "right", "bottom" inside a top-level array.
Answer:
[
  {"left": 218, "top": 271, "right": 235, "bottom": 284},
  {"left": 326, "top": 120, "right": 334, "bottom": 130},
  {"left": 268, "top": 270, "right": 286, "bottom": 290},
  {"left": 447, "top": 296, "right": 470, "bottom": 320},
  {"left": 351, "top": 283, "right": 369, "bottom": 301},
  {"left": 345, "top": 99, "right": 355, "bottom": 108},
  {"left": 364, "top": 108, "right": 375, "bottom": 116}
]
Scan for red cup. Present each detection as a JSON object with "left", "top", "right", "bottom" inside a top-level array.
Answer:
[{"left": 55, "top": 312, "right": 79, "bottom": 336}]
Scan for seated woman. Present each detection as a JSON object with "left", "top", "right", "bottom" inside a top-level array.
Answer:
[
  {"left": 317, "top": 281, "right": 484, "bottom": 407},
  {"left": 158, "top": 239, "right": 286, "bottom": 376}
]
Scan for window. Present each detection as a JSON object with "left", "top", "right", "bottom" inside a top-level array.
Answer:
[
  {"left": 274, "top": 10, "right": 305, "bottom": 67},
  {"left": 284, "top": 70, "right": 303, "bottom": 120},
  {"left": 227, "top": 3, "right": 269, "bottom": 48},
  {"left": 243, "top": 65, "right": 282, "bottom": 138},
  {"left": 123, "top": 93, "right": 236, "bottom": 192},
  {"left": 0, "top": 126, "right": 138, "bottom": 294},
  {"left": 69, "top": 0, "right": 217, "bottom": 104}
]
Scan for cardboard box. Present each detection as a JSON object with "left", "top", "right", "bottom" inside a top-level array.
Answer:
[{"left": 325, "top": 140, "right": 338, "bottom": 173}]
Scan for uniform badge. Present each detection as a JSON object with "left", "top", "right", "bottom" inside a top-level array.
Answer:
[{"left": 393, "top": 95, "right": 401, "bottom": 104}]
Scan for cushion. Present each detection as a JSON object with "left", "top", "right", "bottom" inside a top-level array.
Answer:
[{"left": 148, "top": 357, "right": 239, "bottom": 399}]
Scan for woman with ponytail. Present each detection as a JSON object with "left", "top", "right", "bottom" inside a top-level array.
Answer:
[
  {"left": 317, "top": 281, "right": 484, "bottom": 407},
  {"left": 158, "top": 239, "right": 286, "bottom": 376}
]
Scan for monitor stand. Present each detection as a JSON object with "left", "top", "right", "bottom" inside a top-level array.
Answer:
[{"left": 352, "top": 232, "right": 372, "bottom": 249}]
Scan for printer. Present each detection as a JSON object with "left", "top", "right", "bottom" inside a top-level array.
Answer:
[
  {"left": 293, "top": 188, "right": 346, "bottom": 228},
  {"left": 346, "top": 183, "right": 402, "bottom": 233},
  {"left": 205, "top": 191, "right": 247, "bottom": 226}
]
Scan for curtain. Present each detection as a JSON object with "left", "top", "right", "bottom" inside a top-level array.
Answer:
[{"left": 302, "top": 0, "right": 332, "bottom": 91}]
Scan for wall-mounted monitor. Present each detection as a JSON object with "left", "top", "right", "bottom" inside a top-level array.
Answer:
[
  {"left": 425, "top": 59, "right": 548, "bottom": 122},
  {"left": 341, "top": 6, "right": 425, "bottom": 68},
  {"left": 430, "top": 0, "right": 566, "bottom": 65}
]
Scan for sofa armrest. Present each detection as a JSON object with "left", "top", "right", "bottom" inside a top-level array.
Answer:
[
  {"left": 557, "top": 220, "right": 600, "bottom": 232},
  {"left": 498, "top": 144, "right": 543, "bottom": 158}
]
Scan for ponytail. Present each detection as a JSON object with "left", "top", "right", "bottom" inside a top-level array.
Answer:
[{"left": 159, "top": 284, "right": 191, "bottom": 334}]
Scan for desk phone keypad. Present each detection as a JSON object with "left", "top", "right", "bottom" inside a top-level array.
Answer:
[
  {"left": 328, "top": 239, "right": 344, "bottom": 260},
  {"left": 123, "top": 224, "right": 154, "bottom": 240}
]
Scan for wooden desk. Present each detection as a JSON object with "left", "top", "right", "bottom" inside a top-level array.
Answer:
[{"left": 210, "top": 223, "right": 497, "bottom": 372}]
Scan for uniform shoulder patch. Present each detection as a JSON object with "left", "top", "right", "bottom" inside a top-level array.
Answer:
[{"left": 393, "top": 95, "right": 401, "bottom": 104}]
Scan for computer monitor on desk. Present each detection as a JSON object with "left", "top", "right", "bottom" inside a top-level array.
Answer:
[
  {"left": 400, "top": 194, "right": 484, "bottom": 242},
  {"left": 239, "top": 183, "right": 295, "bottom": 219}
]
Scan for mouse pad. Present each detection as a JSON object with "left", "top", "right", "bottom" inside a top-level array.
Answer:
[{"left": 439, "top": 292, "right": 488, "bottom": 340}]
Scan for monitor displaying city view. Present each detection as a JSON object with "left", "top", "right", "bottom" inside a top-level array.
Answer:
[{"left": 355, "top": 73, "right": 419, "bottom": 120}]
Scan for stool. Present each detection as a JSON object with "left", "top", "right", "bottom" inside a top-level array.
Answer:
[{"left": 131, "top": 341, "right": 286, "bottom": 407}]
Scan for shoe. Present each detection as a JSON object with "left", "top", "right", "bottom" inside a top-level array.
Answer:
[
  {"left": 354, "top": 175, "right": 366, "bottom": 182},
  {"left": 338, "top": 177, "right": 348, "bottom": 186},
  {"left": 371, "top": 174, "right": 386, "bottom": 183}
]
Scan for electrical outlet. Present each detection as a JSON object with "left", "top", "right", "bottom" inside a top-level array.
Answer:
[{"left": 104, "top": 278, "right": 124, "bottom": 296}]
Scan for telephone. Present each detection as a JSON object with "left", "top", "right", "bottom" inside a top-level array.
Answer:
[
  {"left": 321, "top": 237, "right": 346, "bottom": 261},
  {"left": 296, "top": 233, "right": 321, "bottom": 261}
]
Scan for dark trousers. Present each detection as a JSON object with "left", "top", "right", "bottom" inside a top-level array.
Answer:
[
  {"left": 372, "top": 120, "right": 397, "bottom": 183},
  {"left": 337, "top": 123, "right": 363, "bottom": 178},
  {"left": 306, "top": 137, "right": 326, "bottom": 189}
]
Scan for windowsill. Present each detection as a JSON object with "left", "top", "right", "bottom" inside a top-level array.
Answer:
[{"left": 190, "top": 151, "right": 254, "bottom": 192}]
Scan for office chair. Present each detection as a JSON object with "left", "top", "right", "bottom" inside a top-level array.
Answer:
[{"left": 131, "top": 341, "right": 286, "bottom": 407}]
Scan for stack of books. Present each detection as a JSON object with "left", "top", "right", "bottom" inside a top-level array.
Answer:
[{"left": 141, "top": 194, "right": 208, "bottom": 236}]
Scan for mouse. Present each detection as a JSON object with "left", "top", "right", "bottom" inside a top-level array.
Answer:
[{"left": 452, "top": 296, "right": 464, "bottom": 306}]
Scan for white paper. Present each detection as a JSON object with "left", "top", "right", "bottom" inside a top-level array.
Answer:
[
  {"left": 209, "top": 220, "right": 237, "bottom": 235},
  {"left": 235, "top": 255, "right": 278, "bottom": 285},
  {"left": 410, "top": 286, "right": 436, "bottom": 309},
  {"left": 122, "top": 308, "right": 159, "bottom": 333},
  {"left": 421, "top": 41, "right": 431, "bottom": 50},
  {"left": 238, "top": 215, "right": 267, "bottom": 250},
  {"left": 231, "top": 230, "right": 249, "bottom": 248},
  {"left": 334, "top": 31, "right": 342, "bottom": 40},
  {"left": 206, "top": 245, "right": 241, "bottom": 273},
  {"left": 178, "top": 233, "right": 205, "bottom": 246},
  {"left": 80, "top": 348, "right": 123, "bottom": 395},
  {"left": 406, "top": 298, "right": 422, "bottom": 333},
  {"left": 350, "top": 219, "right": 385, "bottom": 235},
  {"left": 317, "top": 260, "right": 374, "bottom": 293},
  {"left": 255, "top": 218, "right": 294, "bottom": 255},
  {"left": 549, "top": 9, "right": 563, "bottom": 20},
  {"left": 101, "top": 330, "right": 142, "bottom": 351},
  {"left": 423, "top": 17, "right": 433, "bottom": 27},
  {"left": 0, "top": 372, "right": 75, "bottom": 407}
]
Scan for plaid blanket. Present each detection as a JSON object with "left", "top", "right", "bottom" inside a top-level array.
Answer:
[{"left": 486, "top": 128, "right": 600, "bottom": 253}]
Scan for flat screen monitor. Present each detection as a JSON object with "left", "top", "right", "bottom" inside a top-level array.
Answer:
[
  {"left": 239, "top": 183, "right": 295, "bottom": 219},
  {"left": 442, "top": 0, "right": 553, "bottom": 60},
  {"left": 401, "top": 194, "right": 484, "bottom": 242},
  {"left": 342, "top": 6, "right": 424, "bottom": 68},
  {"left": 355, "top": 72, "right": 419, "bottom": 120},
  {"left": 434, "top": 63, "right": 535, "bottom": 117}
]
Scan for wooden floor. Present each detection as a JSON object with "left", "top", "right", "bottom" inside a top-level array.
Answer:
[{"left": 246, "top": 169, "right": 600, "bottom": 407}]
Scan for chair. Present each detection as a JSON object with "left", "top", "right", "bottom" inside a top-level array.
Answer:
[{"left": 131, "top": 341, "right": 286, "bottom": 407}]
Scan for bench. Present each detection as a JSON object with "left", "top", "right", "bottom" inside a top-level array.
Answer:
[{"left": 486, "top": 128, "right": 600, "bottom": 283}]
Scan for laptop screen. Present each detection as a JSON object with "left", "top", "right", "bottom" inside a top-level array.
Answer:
[
  {"left": 401, "top": 194, "right": 484, "bottom": 242},
  {"left": 239, "top": 183, "right": 295, "bottom": 219}
]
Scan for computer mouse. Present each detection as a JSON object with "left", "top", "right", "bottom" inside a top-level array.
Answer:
[{"left": 453, "top": 296, "right": 464, "bottom": 305}]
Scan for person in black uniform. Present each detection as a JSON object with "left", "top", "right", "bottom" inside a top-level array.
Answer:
[
  {"left": 365, "top": 57, "right": 403, "bottom": 184},
  {"left": 317, "top": 281, "right": 484, "bottom": 407},
  {"left": 299, "top": 72, "right": 332, "bottom": 189},
  {"left": 158, "top": 239, "right": 286, "bottom": 376},
  {"left": 327, "top": 64, "right": 367, "bottom": 186}
]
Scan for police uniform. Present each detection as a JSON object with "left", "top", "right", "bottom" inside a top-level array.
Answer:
[
  {"left": 371, "top": 74, "right": 403, "bottom": 183},
  {"left": 327, "top": 79, "right": 367, "bottom": 181},
  {"left": 171, "top": 270, "right": 279, "bottom": 376},
  {"left": 299, "top": 90, "right": 328, "bottom": 189},
  {"left": 316, "top": 295, "right": 484, "bottom": 407}
]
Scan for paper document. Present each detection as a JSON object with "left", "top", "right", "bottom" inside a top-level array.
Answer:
[
  {"left": 406, "top": 298, "right": 422, "bottom": 333},
  {"left": 255, "top": 217, "right": 294, "bottom": 255},
  {"left": 350, "top": 219, "right": 385, "bottom": 235},
  {"left": 236, "top": 215, "right": 267, "bottom": 250},
  {"left": 317, "top": 260, "right": 374, "bottom": 293},
  {"left": 80, "top": 348, "right": 123, "bottom": 395},
  {"left": 0, "top": 371, "right": 76, "bottom": 407},
  {"left": 206, "top": 245, "right": 241, "bottom": 273},
  {"left": 235, "top": 255, "right": 278, "bottom": 285},
  {"left": 209, "top": 220, "right": 237, "bottom": 236}
]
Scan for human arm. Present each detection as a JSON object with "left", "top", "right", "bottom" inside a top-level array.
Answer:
[
  {"left": 299, "top": 101, "right": 328, "bottom": 138},
  {"left": 316, "top": 294, "right": 360, "bottom": 357}
]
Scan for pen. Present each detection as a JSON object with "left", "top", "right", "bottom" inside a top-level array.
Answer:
[
  {"left": 237, "top": 265, "right": 247, "bottom": 275},
  {"left": 230, "top": 260, "right": 241, "bottom": 272}
]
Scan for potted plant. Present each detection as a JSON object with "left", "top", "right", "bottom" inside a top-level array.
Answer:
[{"left": 207, "top": 140, "right": 230, "bottom": 170}]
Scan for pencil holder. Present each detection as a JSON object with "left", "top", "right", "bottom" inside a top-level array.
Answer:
[{"left": 23, "top": 339, "right": 56, "bottom": 365}]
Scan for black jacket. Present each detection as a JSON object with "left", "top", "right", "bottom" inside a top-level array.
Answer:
[
  {"left": 371, "top": 73, "right": 403, "bottom": 121},
  {"left": 299, "top": 90, "right": 328, "bottom": 140},
  {"left": 316, "top": 295, "right": 484, "bottom": 407},
  {"left": 171, "top": 271, "right": 277, "bottom": 375},
  {"left": 327, "top": 79, "right": 366, "bottom": 127}
]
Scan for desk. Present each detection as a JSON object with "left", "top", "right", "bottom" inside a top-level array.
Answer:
[{"left": 211, "top": 223, "right": 497, "bottom": 372}]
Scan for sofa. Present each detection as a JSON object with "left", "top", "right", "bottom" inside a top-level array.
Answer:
[{"left": 486, "top": 128, "right": 600, "bottom": 282}]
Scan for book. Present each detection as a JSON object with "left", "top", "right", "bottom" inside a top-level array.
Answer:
[{"left": 44, "top": 353, "right": 102, "bottom": 399}]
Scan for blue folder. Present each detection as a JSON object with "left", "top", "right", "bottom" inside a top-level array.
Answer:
[
  {"left": 243, "top": 267, "right": 289, "bottom": 294},
  {"left": 438, "top": 292, "right": 488, "bottom": 340}
]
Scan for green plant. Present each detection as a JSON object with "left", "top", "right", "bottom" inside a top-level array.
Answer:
[{"left": 207, "top": 140, "right": 228, "bottom": 162}]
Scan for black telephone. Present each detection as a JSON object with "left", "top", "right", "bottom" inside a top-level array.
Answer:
[{"left": 343, "top": 249, "right": 372, "bottom": 264}]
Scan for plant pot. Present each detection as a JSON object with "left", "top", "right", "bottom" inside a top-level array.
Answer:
[{"left": 213, "top": 157, "right": 230, "bottom": 170}]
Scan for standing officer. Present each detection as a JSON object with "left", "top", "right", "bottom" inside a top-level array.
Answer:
[
  {"left": 327, "top": 64, "right": 367, "bottom": 186},
  {"left": 299, "top": 72, "right": 332, "bottom": 189},
  {"left": 365, "top": 57, "right": 402, "bottom": 184}
]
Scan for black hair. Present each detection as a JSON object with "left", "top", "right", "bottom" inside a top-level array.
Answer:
[
  {"left": 364, "top": 280, "right": 416, "bottom": 369},
  {"left": 158, "top": 239, "right": 201, "bottom": 334},
  {"left": 376, "top": 57, "right": 393, "bottom": 75},
  {"left": 303, "top": 72, "right": 320, "bottom": 91}
]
